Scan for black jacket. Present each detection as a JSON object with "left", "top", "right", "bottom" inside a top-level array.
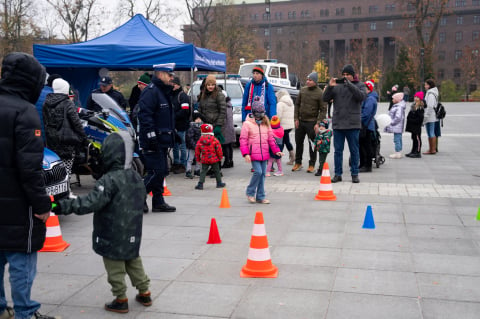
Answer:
[
  {"left": 405, "top": 105, "right": 425, "bottom": 135},
  {"left": 43, "top": 93, "right": 87, "bottom": 157},
  {"left": 86, "top": 87, "right": 127, "bottom": 111},
  {"left": 0, "top": 52, "right": 51, "bottom": 252},
  {"left": 58, "top": 131, "right": 145, "bottom": 260},
  {"left": 172, "top": 87, "right": 191, "bottom": 131}
]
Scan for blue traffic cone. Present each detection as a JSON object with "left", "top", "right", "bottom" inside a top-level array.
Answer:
[{"left": 362, "top": 205, "right": 375, "bottom": 229}]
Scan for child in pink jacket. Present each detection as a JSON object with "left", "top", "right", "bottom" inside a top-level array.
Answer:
[{"left": 240, "top": 99, "right": 282, "bottom": 204}]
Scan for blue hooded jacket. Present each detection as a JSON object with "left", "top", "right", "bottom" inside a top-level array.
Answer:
[{"left": 361, "top": 91, "right": 378, "bottom": 131}]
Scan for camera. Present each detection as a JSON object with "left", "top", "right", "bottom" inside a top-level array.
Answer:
[{"left": 335, "top": 78, "right": 346, "bottom": 84}]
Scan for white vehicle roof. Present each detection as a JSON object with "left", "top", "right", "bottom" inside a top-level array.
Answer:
[{"left": 238, "top": 59, "right": 293, "bottom": 89}]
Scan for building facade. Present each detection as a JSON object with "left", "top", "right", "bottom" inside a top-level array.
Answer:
[{"left": 184, "top": 0, "right": 480, "bottom": 91}]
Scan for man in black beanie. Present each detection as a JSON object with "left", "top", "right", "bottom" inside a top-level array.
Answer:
[{"left": 322, "top": 64, "right": 367, "bottom": 183}]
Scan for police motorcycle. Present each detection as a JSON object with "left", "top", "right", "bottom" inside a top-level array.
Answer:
[{"left": 72, "top": 93, "right": 143, "bottom": 183}]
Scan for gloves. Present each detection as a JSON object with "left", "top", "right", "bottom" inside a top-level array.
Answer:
[
  {"left": 52, "top": 201, "right": 62, "bottom": 215},
  {"left": 146, "top": 136, "right": 159, "bottom": 152}
]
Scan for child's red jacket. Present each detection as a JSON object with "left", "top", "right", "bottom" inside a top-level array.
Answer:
[{"left": 195, "top": 134, "right": 223, "bottom": 164}]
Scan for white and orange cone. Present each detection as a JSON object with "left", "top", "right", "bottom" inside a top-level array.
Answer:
[{"left": 314, "top": 162, "right": 337, "bottom": 201}]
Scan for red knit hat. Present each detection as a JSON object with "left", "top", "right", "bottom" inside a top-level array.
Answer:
[
  {"left": 252, "top": 65, "right": 264, "bottom": 76},
  {"left": 364, "top": 79, "right": 374, "bottom": 92},
  {"left": 201, "top": 124, "right": 214, "bottom": 135},
  {"left": 270, "top": 115, "right": 281, "bottom": 129}
]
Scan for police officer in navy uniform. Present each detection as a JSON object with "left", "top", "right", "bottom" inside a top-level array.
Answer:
[
  {"left": 86, "top": 76, "right": 128, "bottom": 112},
  {"left": 137, "top": 63, "right": 176, "bottom": 212}
]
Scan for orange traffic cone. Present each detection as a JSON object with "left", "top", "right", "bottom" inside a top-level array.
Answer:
[
  {"left": 314, "top": 162, "right": 337, "bottom": 201},
  {"left": 240, "top": 211, "right": 278, "bottom": 278},
  {"left": 163, "top": 179, "right": 172, "bottom": 196},
  {"left": 40, "top": 213, "right": 70, "bottom": 252},
  {"left": 219, "top": 189, "right": 231, "bottom": 208},
  {"left": 207, "top": 217, "right": 222, "bottom": 244}
]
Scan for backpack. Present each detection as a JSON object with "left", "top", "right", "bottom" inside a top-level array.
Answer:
[{"left": 434, "top": 102, "right": 446, "bottom": 120}]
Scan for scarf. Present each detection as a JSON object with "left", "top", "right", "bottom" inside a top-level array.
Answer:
[{"left": 246, "top": 81, "right": 265, "bottom": 111}]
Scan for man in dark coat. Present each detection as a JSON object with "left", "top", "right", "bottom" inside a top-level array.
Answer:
[
  {"left": 137, "top": 63, "right": 177, "bottom": 213},
  {"left": 0, "top": 52, "right": 58, "bottom": 319},
  {"left": 323, "top": 64, "right": 367, "bottom": 183},
  {"left": 86, "top": 76, "right": 128, "bottom": 112},
  {"left": 171, "top": 76, "right": 191, "bottom": 174},
  {"left": 54, "top": 131, "right": 151, "bottom": 313}
]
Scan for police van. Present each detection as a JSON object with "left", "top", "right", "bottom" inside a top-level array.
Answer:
[{"left": 238, "top": 59, "right": 300, "bottom": 90}]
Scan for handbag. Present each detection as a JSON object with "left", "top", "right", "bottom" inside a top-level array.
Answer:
[{"left": 59, "top": 105, "right": 82, "bottom": 145}]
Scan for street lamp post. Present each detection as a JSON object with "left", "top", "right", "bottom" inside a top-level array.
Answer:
[
  {"left": 420, "top": 48, "right": 424, "bottom": 91},
  {"left": 265, "top": 0, "right": 271, "bottom": 59}
]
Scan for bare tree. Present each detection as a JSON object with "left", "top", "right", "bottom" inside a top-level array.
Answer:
[
  {"left": 118, "top": 0, "right": 180, "bottom": 25},
  {"left": 399, "top": 0, "right": 449, "bottom": 78},
  {"left": 459, "top": 45, "right": 480, "bottom": 100},
  {"left": 46, "top": 0, "right": 98, "bottom": 43},
  {"left": 0, "top": 0, "right": 36, "bottom": 55},
  {"left": 184, "top": 0, "right": 214, "bottom": 48}
]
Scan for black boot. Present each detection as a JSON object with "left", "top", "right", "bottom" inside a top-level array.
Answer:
[
  {"left": 314, "top": 168, "right": 322, "bottom": 176},
  {"left": 105, "top": 298, "right": 129, "bottom": 313},
  {"left": 195, "top": 182, "right": 203, "bottom": 190}
]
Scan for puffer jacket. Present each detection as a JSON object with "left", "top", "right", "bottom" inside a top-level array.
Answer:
[
  {"left": 58, "top": 131, "right": 145, "bottom": 260},
  {"left": 0, "top": 52, "right": 51, "bottom": 252},
  {"left": 195, "top": 134, "right": 223, "bottom": 164},
  {"left": 239, "top": 115, "right": 280, "bottom": 161},
  {"left": 406, "top": 103, "right": 424, "bottom": 135},
  {"left": 186, "top": 122, "right": 202, "bottom": 150},
  {"left": 43, "top": 93, "right": 87, "bottom": 157},
  {"left": 275, "top": 90, "right": 295, "bottom": 130},
  {"left": 385, "top": 100, "right": 406, "bottom": 134},
  {"left": 361, "top": 91, "right": 378, "bottom": 132},
  {"left": 295, "top": 85, "right": 325, "bottom": 123},
  {"left": 424, "top": 87, "right": 439, "bottom": 124},
  {"left": 198, "top": 89, "right": 226, "bottom": 127},
  {"left": 323, "top": 80, "right": 367, "bottom": 129}
]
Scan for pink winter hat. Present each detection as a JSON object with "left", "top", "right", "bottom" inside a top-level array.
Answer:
[
  {"left": 414, "top": 91, "right": 424, "bottom": 100},
  {"left": 392, "top": 92, "right": 404, "bottom": 103}
]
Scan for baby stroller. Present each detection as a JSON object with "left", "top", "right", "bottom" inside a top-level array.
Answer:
[{"left": 372, "top": 120, "right": 385, "bottom": 168}]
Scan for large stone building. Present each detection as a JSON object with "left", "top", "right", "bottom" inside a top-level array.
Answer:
[{"left": 184, "top": 0, "right": 480, "bottom": 92}]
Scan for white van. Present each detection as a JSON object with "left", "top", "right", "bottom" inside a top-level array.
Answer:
[{"left": 238, "top": 59, "right": 298, "bottom": 90}]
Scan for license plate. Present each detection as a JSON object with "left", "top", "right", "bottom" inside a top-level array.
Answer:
[{"left": 45, "top": 181, "right": 68, "bottom": 196}]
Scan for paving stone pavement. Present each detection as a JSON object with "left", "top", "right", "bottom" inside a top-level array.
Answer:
[{"left": 5, "top": 102, "right": 480, "bottom": 319}]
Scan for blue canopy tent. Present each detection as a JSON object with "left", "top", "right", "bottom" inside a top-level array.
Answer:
[{"left": 33, "top": 14, "right": 226, "bottom": 106}]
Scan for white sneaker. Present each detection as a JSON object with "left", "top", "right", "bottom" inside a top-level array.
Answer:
[
  {"left": 273, "top": 172, "right": 284, "bottom": 176},
  {"left": 389, "top": 152, "right": 402, "bottom": 159}
]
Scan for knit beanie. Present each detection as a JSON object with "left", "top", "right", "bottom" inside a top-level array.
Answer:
[
  {"left": 200, "top": 123, "right": 214, "bottom": 135},
  {"left": 364, "top": 79, "right": 375, "bottom": 92},
  {"left": 270, "top": 115, "right": 281, "bottom": 129},
  {"left": 137, "top": 72, "right": 151, "bottom": 86},
  {"left": 392, "top": 92, "right": 404, "bottom": 103},
  {"left": 414, "top": 91, "right": 424, "bottom": 100},
  {"left": 341, "top": 64, "right": 355, "bottom": 76},
  {"left": 319, "top": 119, "right": 329, "bottom": 129},
  {"left": 251, "top": 96, "right": 265, "bottom": 114},
  {"left": 52, "top": 78, "right": 70, "bottom": 95},
  {"left": 252, "top": 65, "right": 265, "bottom": 76},
  {"left": 307, "top": 72, "right": 318, "bottom": 83},
  {"left": 205, "top": 74, "right": 216, "bottom": 86}
]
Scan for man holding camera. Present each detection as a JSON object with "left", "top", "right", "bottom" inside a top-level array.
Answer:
[
  {"left": 322, "top": 64, "right": 367, "bottom": 183},
  {"left": 292, "top": 72, "right": 326, "bottom": 173}
]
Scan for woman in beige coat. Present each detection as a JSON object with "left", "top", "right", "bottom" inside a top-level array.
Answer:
[{"left": 275, "top": 89, "right": 295, "bottom": 164}]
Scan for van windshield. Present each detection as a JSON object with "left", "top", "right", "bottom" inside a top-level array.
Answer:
[{"left": 239, "top": 64, "right": 267, "bottom": 78}]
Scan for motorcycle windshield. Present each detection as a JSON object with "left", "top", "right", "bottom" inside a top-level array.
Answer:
[{"left": 91, "top": 93, "right": 129, "bottom": 123}]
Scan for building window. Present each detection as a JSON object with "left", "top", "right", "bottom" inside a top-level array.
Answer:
[
  {"left": 473, "top": 31, "right": 480, "bottom": 40},
  {"left": 276, "top": 41, "right": 282, "bottom": 51},
  {"left": 263, "top": 13, "right": 269, "bottom": 20},
  {"left": 474, "top": 0, "right": 480, "bottom": 5},
  {"left": 277, "top": 28, "right": 282, "bottom": 35},
  {"left": 352, "top": 7, "right": 361, "bottom": 15},
  {"left": 440, "top": 17, "right": 447, "bottom": 26},
  {"left": 320, "top": 9, "right": 330, "bottom": 17},
  {"left": 407, "top": 3, "right": 415, "bottom": 11},
  {"left": 474, "top": 16, "right": 480, "bottom": 24},
  {"left": 353, "top": 23, "right": 359, "bottom": 31},
  {"left": 369, "top": 5, "right": 379, "bottom": 14},
  {"left": 289, "top": 40, "right": 295, "bottom": 49},
  {"left": 301, "top": 10, "right": 310, "bottom": 18},
  {"left": 438, "top": 51, "right": 446, "bottom": 61},
  {"left": 455, "top": 50, "right": 462, "bottom": 60},
  {"left": 288, "top": 11, "right": 296, "bottom": 19},
  {"left": 456, "top": 31, "right": 463, "bottom": 42},
  {"left": 425, "top": 20, "right": 432, "bottom": 27},
  {"left": 438, "top": 69, "right": 445, "bottom": 79},
  {"left": 264, "top": 41, "right": 269, "bottom": 49},
  {"left": 387, "top": 21, "right": 394, "bottom": 29},
  {"left": 439, "top": 32, "right": 446, "bottom": 43},
  {"left": 370, "top": 22, "right": 376, "bottom": 30},
  {"left": 337, "top": 24, "right": 343, "bottom": 32},
  {"left": 321, "top": 25, "right": 327, "bottom": 32},
  {"left": 264, "top": 28, "right": 270, "bottom": 36},
  {"left": 455, "top": 0, "right": 466, "bottom": 7},
  {"left": 454, "top": 68, "right": 461, "bottom": 78},
  {"left": 302, "top": 41, "right": 308, "bottom": 49},
  {"left": 336, "top": 8, "right": 344, "bottom": 16},
  {"left": 275, "top": 12, "right": 282, "bottom": 20},
  {"left": 386, "top": 4, "right": 395, "bottom": 12},
  {"left": 457, "top": 16, "right": 463, "bottom": 25},
  {"left": 409, "top": 19, "right": 415, "bottom": 28}
]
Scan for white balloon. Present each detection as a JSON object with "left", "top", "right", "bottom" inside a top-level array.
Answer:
[{"left": 375, "top": 114, "right": 392, "bottom": 130}]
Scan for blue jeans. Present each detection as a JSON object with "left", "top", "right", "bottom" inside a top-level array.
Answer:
[
  {"left": 246, "top": 160, "right": 267, "bottom": 200},
  {"left": 0, "top": 252, "right": 40, "bottom": 319},
  {"left": 333, "top": 129, "right": 360, "bottom": 176},
  {"left": 173, "top": 130, "right": 186, "bottom": 166},
  {"left": 393, "top": 133, "right": 402, "bottom": 152},
  {"left": 425, "top": 122, "right": 436, "bottom": 138}
]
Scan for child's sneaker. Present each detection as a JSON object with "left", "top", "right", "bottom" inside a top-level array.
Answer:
[
  {"left": 265, "top": 172, "right": 271, "bottom": 177},
  {"left": 194, "top": 170, "right": 200, "bottom": 177},
  {"left": 273, "top": 172, "right": 283, "bottom": 176},
  {"left": 105, "top": 298, "right": 129, "bottom": 313},
  {"left": 185, "top": 171, "right": 193, "bottom": 179},
  {"left": 135, "top": 291, "right": 152, "bottom": 307}
]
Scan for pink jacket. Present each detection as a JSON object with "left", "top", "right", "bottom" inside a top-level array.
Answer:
[{"left": 240, "top": 114, "right": 280, "bottom": 161}]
